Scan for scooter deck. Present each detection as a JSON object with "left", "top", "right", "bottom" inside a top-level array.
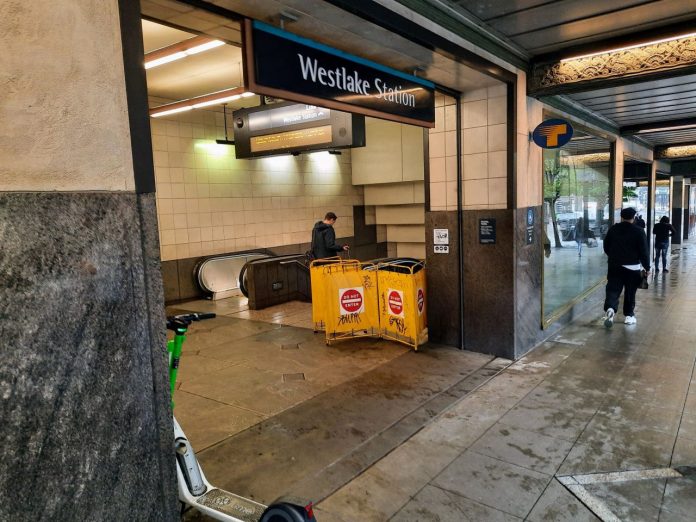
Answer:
[{"left": 197, "top": 488, "right": 267, "bottom": 522}]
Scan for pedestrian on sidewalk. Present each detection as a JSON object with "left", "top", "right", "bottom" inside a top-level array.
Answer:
[
  {"left": 634, "top": 214, "right": 646, "bottom": 229},
  {"left": 573, "top": 217, "right": 585, "bottom": 257},
  {"left": 652, "top": 215, "right": 677, "bottom": 273},
  {"left": 602, "top": 207, "right": 650, "bottom": 327}
]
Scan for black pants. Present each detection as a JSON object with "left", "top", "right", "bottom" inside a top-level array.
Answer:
[{"left": 604, "top": 266, "right": 642, "bottom": 316}]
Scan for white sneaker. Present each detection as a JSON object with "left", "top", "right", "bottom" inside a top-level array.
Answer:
[
  {"left": 603, "top": 308, "right": 615, "bottom": 328},
  {"left": 625, "top": 316, "right": 637, "bottom": 325}
]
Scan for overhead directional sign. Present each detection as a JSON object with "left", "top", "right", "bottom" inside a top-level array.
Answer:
[
  {"left": 243, "top": 20, "right": 435, "bottom": 128},
  {"left": 532, "top": 118, "right": 574, "bottom": 149}
]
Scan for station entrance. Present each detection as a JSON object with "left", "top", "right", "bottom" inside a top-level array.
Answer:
[{"left": 139, "top": 4, "right": 509, "bottom": 507}]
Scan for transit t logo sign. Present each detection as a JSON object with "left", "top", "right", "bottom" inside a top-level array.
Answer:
[{"left": 532, "top": 118, "right": 574, "bottom": 149}]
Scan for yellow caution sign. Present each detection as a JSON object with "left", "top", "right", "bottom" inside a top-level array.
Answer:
[{"left": 377, "top": 260, "right": 428, "bottom": 350}]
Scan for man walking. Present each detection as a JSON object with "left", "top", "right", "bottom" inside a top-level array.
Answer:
[
  {"left": 602, "top": 207, "right": 650, "bottom": 327},
  {"left": 310, "top": 212, "right": 349, "bottom": 259},
  {"left": 652, "top": 216, "right": 677, "bottom": 273}
]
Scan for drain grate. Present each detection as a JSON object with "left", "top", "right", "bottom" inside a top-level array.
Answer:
[
  {"left": 280, "top": 343, "right": 300, "bottom": 350},
  {"left": 282, "top": 373, "right": 306, "bottom": 382}
]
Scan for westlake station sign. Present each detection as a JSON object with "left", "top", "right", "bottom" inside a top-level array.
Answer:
[{"left": 243, "top": 20, "right": 435, "bottom": 128}]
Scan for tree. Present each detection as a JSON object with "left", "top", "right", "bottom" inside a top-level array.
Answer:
[{"left": 543, "top": 152, "right": 570, "bottom": 248}]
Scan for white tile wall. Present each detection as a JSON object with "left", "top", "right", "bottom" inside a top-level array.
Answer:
[
  {"left": 429, "top": 87, "right": 508, "bottom": 211},
  {"left": 152, "top": 109, "right": 363, "bottom": 261}
]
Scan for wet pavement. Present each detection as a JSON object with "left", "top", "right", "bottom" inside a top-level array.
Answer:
[
  {"left": 315, "top": 244, "right": 696, "bottom": 521},
  {"left": 172, "top": 244, "right": 695, "bottom": 521}
]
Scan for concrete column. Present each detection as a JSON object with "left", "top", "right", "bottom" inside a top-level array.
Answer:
[
  {"left": 671, "top": 177, "right": 684, "bottom": 245},
  {"left": 0, "top": 1, "right": 177, "bottom": 520},
  {"left": 647, "top": 162, "right": 657, "bottom": 253}
]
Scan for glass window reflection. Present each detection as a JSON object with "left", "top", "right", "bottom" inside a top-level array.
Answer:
[{"left": 542, "top": 130, "right": 612, "bottom": 321}]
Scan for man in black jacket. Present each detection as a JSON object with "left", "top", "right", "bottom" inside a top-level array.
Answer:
[
  {"left": 311, "top": 212, "right": 349, "bottom": 259},
  {"left": 602, "top": 207, "right": 650, "bottom": 327}
]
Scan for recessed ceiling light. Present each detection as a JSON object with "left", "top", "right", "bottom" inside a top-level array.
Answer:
[
  {"left": 561, "top": 31, "right": 696, "bottom": 62},
  {"left": 144, "top": 37, "right": 225, "bottom": 69}
]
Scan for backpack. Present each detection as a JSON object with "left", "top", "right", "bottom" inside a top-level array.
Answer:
[{"left": 305, "top": 226, "right": 318, "bottom": 264}]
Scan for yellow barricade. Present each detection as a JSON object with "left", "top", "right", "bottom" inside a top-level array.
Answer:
[
  {"left": 322, "top": 261, "right": 380, "bottom": 345},
  {"left": 309, "top": 257, "right": 344, "bottom": 332},
  {"left": 377, "top": 260, "right": 428, "bottom": 350}
]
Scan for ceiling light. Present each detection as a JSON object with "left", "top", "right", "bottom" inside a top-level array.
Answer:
[
  {"left": 561, "top": 31, "right": 696, "bottom": 62},
  {"left": 150, "top": 106, "right": 192, "bottom": 118},
  {"left": 144, "top": 36, "right": 225, "bottom": 70},
  {"left": 145, "top": 52, "right": 186, "bottom": 69},
  {"left": 185, "top": 40, "right": 225, "bottom": 55},
  {"left": 635, "top": 124, "right": 696, "bottom": 134},
  {"left": 149, "top": 88, "right": 247, "bottom": 117},
  {"left": 192, "top": 94, "right": 241, "bottom": 109}
]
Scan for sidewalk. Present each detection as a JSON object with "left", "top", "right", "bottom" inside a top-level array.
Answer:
[{"left": 316, "top": 246, "right": 696, "bottom": 521}]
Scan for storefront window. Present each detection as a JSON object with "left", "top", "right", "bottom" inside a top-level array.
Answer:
[
  {"left": 655, "top": 181, "right": 670, "bottom": 216},
  {"left": 542, "top": 130, "right": 612, "bottom": 321}
]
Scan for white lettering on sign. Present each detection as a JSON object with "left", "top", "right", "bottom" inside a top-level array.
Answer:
[
  {"left": 388, "top": 289, "right": 404, "bottom": 317},
  {"left": 297, "top": 54, "right": 416, "bottom": 108},
  {"left": 339, "top": 287, "right": 364, "bottom": 315},
  {"left": 375, "top": 79, "right": 416, "bottom": 107}
]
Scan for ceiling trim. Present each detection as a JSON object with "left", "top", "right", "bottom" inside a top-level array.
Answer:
[
  {"left": 655, "top": 144, "right": 696, "bottom": 160},
  {"left": 530, "top": 33, "right": 696, "bottom": 96},
  {"left": 532, "top": 18, "right": 696, "bottom": 64}
]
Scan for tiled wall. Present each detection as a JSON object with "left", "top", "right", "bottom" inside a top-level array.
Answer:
[
  {"left": 150, "top": 108, "right": 363, "bottom": 261},
  {"left": 352, "top": 117, "right": 426, "bottom": 259},
  {"left": 429, "top": 86, "right": 508, "bottom": 211}
]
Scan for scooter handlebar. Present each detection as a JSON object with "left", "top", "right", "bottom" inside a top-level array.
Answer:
[{"left": 166, "top": 312, "right": 216, "bottom": 331}]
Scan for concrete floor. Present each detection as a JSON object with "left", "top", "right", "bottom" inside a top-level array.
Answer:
[{"left": 172, "top": 243, "right": 696, "bottom": 521}]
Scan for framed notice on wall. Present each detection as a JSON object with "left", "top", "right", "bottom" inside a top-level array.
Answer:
[{"left": 479, "top": 218, "right": 496, "bottom": 244}]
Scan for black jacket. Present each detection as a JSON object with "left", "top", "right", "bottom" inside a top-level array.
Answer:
[
  {"left": 652, "top": 222, "right": 677, "bottom": 243},
  {"left": 603, "top": 221, "right": 650, "bottom": 270},
  {"left": 311, "top": 221, "right": 343, "bottom": 259}
]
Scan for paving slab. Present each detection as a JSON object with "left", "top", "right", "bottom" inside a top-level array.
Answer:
[
  {"left": 432, "top": 451, "right": 551, "bottom": 519},
  {"left": 391, "top": 484, "right": 522, "bottom": 521},
  {"left": 526, "top": 479, "right": 600, "bottom": 522},
  {"left": 469, "top": 423, "right": 575, "bottom": 475}
]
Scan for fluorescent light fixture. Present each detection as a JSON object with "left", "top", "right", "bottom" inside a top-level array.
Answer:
[
  {"left": 192, "top": 94, "right": 241, "bottom": 109},
  {"left": 562, "top": 31, "right": 696, "bottom": 62},
  {"left": 150, "top": 106, "right": 192, "bottom": 118},
  {"left": 635, "top": 124, "right": 696, "bottom": 134},
  {"left": 144, "top": 37, "right": 225, "bottom": 69},
  {"left": 241, "top": 92, "right": 255, "bottom": 97},
  {"left": 145, "top": 52, "right": 186, "bottom": 69},
  {"left": 149, "top": 88, "right": 248, "bottom": 117},
  {"left": 185, "top": 40, "right": 225, "bottom": 55}
]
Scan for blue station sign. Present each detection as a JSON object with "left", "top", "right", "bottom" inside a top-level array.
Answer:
[
  {"left": 532, "top": 118, "right": 574, "bottom": 149},
  {"left": 243, "top": 20, "right": 435, "bottom": 128}
]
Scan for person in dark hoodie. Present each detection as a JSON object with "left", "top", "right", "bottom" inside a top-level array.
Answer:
[
  {"left": 601, "top": 207, "right": 650, "bottom": 328},
  {"left": 311, "top": 212, "right": 349, "bottom": 259},
  {"left": 652, "top": 215, "right": 677, "bottom": 273}
]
